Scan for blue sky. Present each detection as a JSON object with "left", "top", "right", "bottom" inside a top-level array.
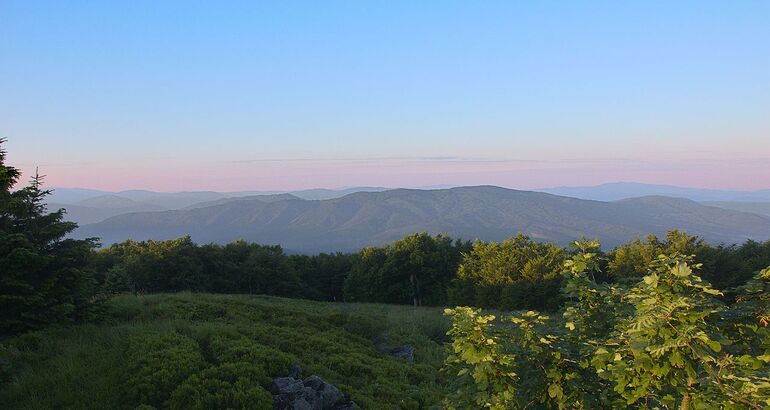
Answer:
[{"left": 2, "top": 1, "right": 769, "bottom": 190}]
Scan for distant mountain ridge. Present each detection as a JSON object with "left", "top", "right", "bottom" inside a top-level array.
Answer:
[
  {"left": 540, "top": 182, "right": 770, "bottom": 202},
  {"left": 74, "top": 186, "right": 770, "bottom": 253},
  {"left": 48, "top": 186, "right": 390, "bottom": 206},
  {"left": 47, "top": 186, "right": 390, "bottom": 225},
  {"left": 702, "top": 201, "right": 770, "bottom": 218},
  {"left": 184, "top": 194, "right": 301, "bottom": 210},
  {"left": 47, "top": 195, "right": 167, "bottom": 225}
]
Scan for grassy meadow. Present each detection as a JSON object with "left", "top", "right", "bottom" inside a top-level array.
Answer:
[{"left": 0, "top": 293, "right": 450, "bottom": 409}]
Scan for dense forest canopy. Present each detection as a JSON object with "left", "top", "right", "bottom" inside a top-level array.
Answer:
[{"left": 87, "top": 231, "right": 770, "bottom": 312}]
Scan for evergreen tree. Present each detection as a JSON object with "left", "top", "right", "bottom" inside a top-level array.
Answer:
[{"left": 0, "top": 139, "right": 98, "bottom": 335}]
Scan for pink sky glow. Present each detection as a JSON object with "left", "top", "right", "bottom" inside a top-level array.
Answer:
[{"left": 13, "top": 156, "right": 770, "bottom": 192}]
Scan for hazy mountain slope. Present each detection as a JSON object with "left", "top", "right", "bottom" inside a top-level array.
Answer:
[
  {"left": 289, "top": 187, "right": 389, "bottom": 200},
  {"left": 73, "top": 195, "right": 162, "bottom": 209},
  {"left": 47, "top": 188, "right": 112, "bottom": 204},
  {"left": 184, "top": 193, "right": 302, "bottom": 209},
  {"left": 75, "top": 186, "right": 770, "bottom": 253},
  {"left": 703, "top": 201, "right": 770, "bottom": 217},
  {"left": 113, "top": 190, "right": 231, "bottom": 209},
  {"left": 182, "top": 188, "right": 389, "bottom": 207},
  {"left": 541, "top": 182, "right": 770, "bottom": 202},
  {"left": 50, "top": 187, "right": 391, "bottom": 210},
  {"left": 47, "top": 202, "right": 167, "bottom": 225}
]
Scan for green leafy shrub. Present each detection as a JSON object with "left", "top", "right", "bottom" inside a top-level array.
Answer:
[
  {"left": 168, "top": 362, "right": 272, "bottom": 410},
  {"left": 443, "top": 307, "right": 517, "bottom": 409},
  {"left": 102, "top": 266, "right": 132, "bottom": 294},
  {"left": 125, "top": 331, "right": 206, "bottom": 408},
  {"left": 208, "top": 335, "right": 296, "bottom": 379},
  {"left": 1, "top": 293, "right": 449, "bottom": 408},
  {"left": 444, "top": 243, "right": 770, "bottom": 409},
  {"left": 342, "top": 312, "right": 388, "bottom": 341}
]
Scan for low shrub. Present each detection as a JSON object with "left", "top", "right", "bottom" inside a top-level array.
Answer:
[
  {"left": 342, "top": 313, "right": 388, "bottom": 341},
  {"left": 168, "top": 362, "right": 272, "bottom": 410},
  {"left": 209, "top": 335, "right": 296, "bottom": 379},
  {"left": 124, "top": 331, "right": 206, "bottom": 407}
]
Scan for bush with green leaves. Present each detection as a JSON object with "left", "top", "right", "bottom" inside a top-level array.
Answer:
[
  {"left": 208, "top": 335, "right": 296, "bottom": 378},
  {"left": 167, "top": 362, "right": 273, "bottom": 410},
  {"left": 125, "top": 331, "right": 207, "bottom": 407},
  {"left": 448, "top": 234, "right": 567, "bottom": 311},
  {"left": 444, "top": 240, "right": 770, "bottom": 409},
  {"left": 444, "top": 306, "right": 517, "bottom": 409}
]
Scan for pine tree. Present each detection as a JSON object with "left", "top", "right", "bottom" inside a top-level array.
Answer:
[{"left": 0, "top": 138, "right": 98, "bottom": 335}]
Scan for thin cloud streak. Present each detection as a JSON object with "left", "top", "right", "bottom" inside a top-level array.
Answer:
[{"left": 230, "top": 156, "right": 635, "bottom": 164}]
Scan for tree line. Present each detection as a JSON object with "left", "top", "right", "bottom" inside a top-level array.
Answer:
[{"left": 89, "top": 231, "right": 770, "bottom": 311}]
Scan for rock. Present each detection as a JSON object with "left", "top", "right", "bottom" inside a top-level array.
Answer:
[
  {"left": 292, "top": 398, "right": 314, "bottom": 410},
  {"left": 288, "top": 363, "right": 303, "bottom": 379},
  {"left": 378, "top": 344, "right": 415, "bottom": 362},
  {"left": 318, "top": 382, "right": 343, "bottom": 408},
  {"left": 272, "top": 377, "right": 304, "bottom": 396},
  {"left": 303, "top": 375, "right": 325, "bottom": 391},
  {"left": 273, "top": 368, "right": 356, "bottom": 410}
]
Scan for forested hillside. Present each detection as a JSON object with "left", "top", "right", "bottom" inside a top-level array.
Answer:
[{"left": 76, "top": 186, "right": 770, "bottom": 252}]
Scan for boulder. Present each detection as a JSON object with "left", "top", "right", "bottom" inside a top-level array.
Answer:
[
  {"left": 378, "top": 344, "right": 415, "bottom": 362},
  {"left": 272, "top": 377, "right": 304, "bottom": 396},
  {"left": 272, "top": 365, "right": 356, "bottom": 410},
  {"left": 288, "top": 363, "right": 303, "bottom": 379}
]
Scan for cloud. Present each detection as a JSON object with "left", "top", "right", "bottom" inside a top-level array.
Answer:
[{"left": 229, "top": 156, "right": 633, "bottom": 164}]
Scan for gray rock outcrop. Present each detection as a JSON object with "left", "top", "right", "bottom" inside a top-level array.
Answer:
[{"left": 272, "top": 365, "right": 356, "bottom": 410}]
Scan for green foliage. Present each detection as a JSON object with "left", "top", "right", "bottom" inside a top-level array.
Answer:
[
  {"left": 444, "top": 244, "right": 770, "bottom": 409},
  {"left": 87, "top": 230, "right": 770, "bottom": 315},
  {"left": 0, "top": 293, "right": 450, "bottom": 409},
  {"left": 208, "top": 335, "right": 295, "bottom": 378},
  {"left": 343, "top": 233, "right": 471, "bottom": 306},
  {"left": 289, "top": 252, "right": 353, "bottom": 301},
  {"left": 444, "top": 306, "right": 601, "bottom": 409},
  {"left": 167, "top": 363, "right": 273, "bottom": 410},
  {"left": 562, "top": 239, "right": 627, "bottom": 341},
  {"left": 341, "top": 312, "right": 388, "bottom": 341},
  {"left": 731, "top": 265, "right": 770, "bottom": 327},
  {"left": 594, "top": 255, "right": 718, "bottom": 407},
  {"left": 125, "top": 331, "right": 207, "bottom": 407},
  {"left": 93, "top": 238, "right": 312, "bottom": 296},
  {"left": 449, "top": 234, "right": 566, "bottom": 311},
  {"left": 102, "top": 265, "right": 133, "bottom": 294},
  {"left": 444, "top": 307, "right": 517, "bottom": 409},
  {"left": 0, "top": 139, "right": 98, "bottom": 335}
]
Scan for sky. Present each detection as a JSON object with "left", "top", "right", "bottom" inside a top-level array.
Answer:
[{"left": 2, "top": 1, "right": 769, "bottom": 191}]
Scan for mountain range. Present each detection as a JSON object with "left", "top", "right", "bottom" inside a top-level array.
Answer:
[
  {"left": 72, "top": 185, "right": 770, "bottom": 253},
  {"left": 47, "top": 187, "right": 390, "bottom": 224},
  {"left": 540, "top": 182, "right": 770, "bottom": 202}
]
